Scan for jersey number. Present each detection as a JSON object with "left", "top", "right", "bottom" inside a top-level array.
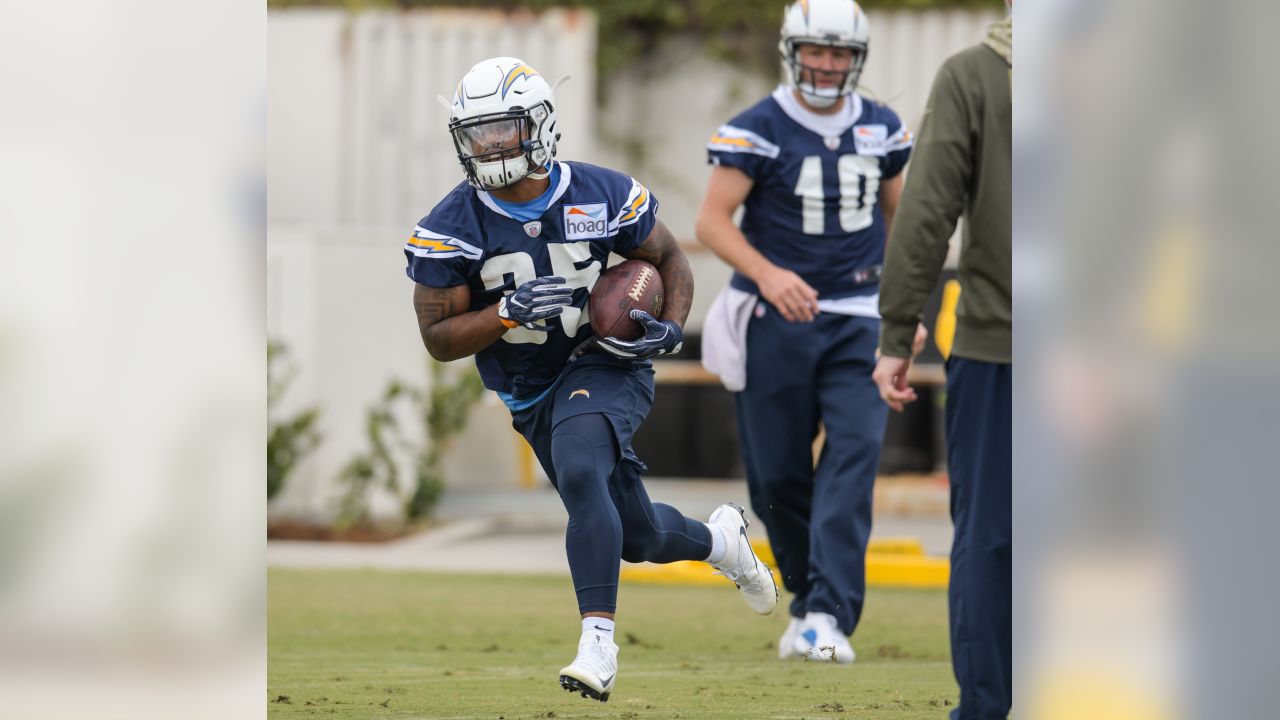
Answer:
[
  {"left": 793, "top": 154, "right": 881, "bottom": 235},
  {"left": 478, "top": 242, "right": 602, "bottom": 345}
]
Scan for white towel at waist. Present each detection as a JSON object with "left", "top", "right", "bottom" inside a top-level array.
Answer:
[
  {"left": 700, "top": 285, "right": 759, "bottom": 392},
  {"left": 816, "top": 292, "right": 880, "bottom": 318}
]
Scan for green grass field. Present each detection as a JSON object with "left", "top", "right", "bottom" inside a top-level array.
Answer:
[{"left": 269, "top": 569, "right": 956, "bottom": 719}]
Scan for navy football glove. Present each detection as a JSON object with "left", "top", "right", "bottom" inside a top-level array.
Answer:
[
  {"left": 598, "top": 310, "right": 684, "bottom": 360},
  {"left": 498, "top": 275, "right": 573, "bottom": 331}
]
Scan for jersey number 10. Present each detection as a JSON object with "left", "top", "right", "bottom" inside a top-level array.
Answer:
[{"left": 793, "top": 154, "right": 881, "bottom": 235}]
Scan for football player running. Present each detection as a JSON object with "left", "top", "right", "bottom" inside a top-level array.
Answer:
[
  {"left": 697, "top": 0, "right": 923, "bottom": 664},
  {"left": 405, "top": 57, "right": 777, "bottom": 702}
]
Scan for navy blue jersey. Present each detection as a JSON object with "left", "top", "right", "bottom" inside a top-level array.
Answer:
[
  {"left": 404, "top": 161, "right": 657, "bottom": 399},
  {"left": 708, "top": 87, "right": 912, "bottom": 299}
]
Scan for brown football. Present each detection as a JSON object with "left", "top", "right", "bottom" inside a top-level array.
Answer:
[{"left": 589, "top": 259, "right": 664, "bottom": 341}]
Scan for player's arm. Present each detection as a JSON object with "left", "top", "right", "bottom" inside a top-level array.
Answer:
[
  {"left": 695, "top": 165, "right": 818, "bottom": 322},
  {"left": 412, "top": 283, "right": 508, "bottom": 362},
  {"left": 879, "top": 173, "right": 904, "bottom": 244},
  {"left": 414, "top": 275, "right": 574, "bottom": 361},
  {"left": 623, "top": 219, "right": 693, "bottom": 327}
]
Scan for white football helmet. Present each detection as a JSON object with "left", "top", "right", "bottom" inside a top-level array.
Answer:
[
  {"left": 444, "top": 57, "right": 561, "bottom": 190},
  {"left": 778, "top": 0, "right": 870, "bottom": 109}
]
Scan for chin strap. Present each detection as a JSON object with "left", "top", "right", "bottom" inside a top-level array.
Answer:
[
  {"left": 798, "top": 87, "right": 840, "bottom": 109},
  {"left": 527, "top": 160, "right": 554, "bottom": 181}
]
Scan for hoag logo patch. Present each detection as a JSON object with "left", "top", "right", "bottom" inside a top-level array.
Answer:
[
  {"left": 563, "top": 203, "right": 608, "bottom": 240},
  {"left": 852, "top": 124, "right": 889, "bottom": 156}
]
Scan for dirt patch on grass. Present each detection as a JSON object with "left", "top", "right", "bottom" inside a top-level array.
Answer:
[{"left": 267, "top": 519, "right": 441, "bottom": 543}]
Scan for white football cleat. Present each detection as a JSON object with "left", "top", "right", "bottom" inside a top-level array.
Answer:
[
  {"left": 778, "top": 616, "right": 804, "bottom": 660},
  {"left": 708, "top": 503, "right": 778, "bottom": 615},
  {"left": 558, "top": 632, "right": 618, "bottom": 702},
  {"left": 793, "top": 612, "right": 855, "bottom": 664}
]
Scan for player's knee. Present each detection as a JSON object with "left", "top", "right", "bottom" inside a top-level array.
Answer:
[
  {"left": 551, "top": 433, "right": 605, "bottom": 507},
  {"left": 824, "top": 430, "right": 881, "bottom": 461},
  {"left": 553, "top": 437, "right": 595, "bottom": 481},
  {"left": 754, "top": 466, "right": 805, "bottom": 499}
]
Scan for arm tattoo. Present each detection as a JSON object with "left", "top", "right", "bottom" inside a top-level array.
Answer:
[
  {"left": 414, "top": 289, "right": 454, "bottom": 327},
  {"left": 626, "top": 220, "right": 694, "bottom": 326},
  {"left": 413, "top": 283, "right": 464, "bottom": 359}
]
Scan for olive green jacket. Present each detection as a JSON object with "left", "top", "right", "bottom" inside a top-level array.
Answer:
[{"left": 879, "top": 19, "right": 1012, "bottom": 363}]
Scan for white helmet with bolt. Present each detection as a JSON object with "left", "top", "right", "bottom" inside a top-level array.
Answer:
[
  {"left": 441, "top": 57, "right": 562, "bottom": 190},
  {"left": 778, "top": 0, "right": 870, "bottom": 108}
]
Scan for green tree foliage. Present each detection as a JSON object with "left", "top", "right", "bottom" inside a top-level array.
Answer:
[
  {"left": 267, "top": 341, "right": 323, "bottom": 501},
  {"left": 336, "top": 358, "right": 485, "bottom": 528},
  {"left": 411, "top": 357, "right": 486, "bottom": 520}
]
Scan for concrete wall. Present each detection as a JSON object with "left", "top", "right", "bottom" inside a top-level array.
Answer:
[
  {"left": 267, "top": 7, "right": 1001, "bottom": 520},
  {"left": 269, "top": 7, "right": 597, "bottom": 229}
]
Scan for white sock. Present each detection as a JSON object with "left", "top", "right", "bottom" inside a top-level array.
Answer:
[
  {"left": 704, "top": 523, "right": 727, "bottom": 564},
  {"left": 582, "top": 617, "right": 615, "bottom": 637}
]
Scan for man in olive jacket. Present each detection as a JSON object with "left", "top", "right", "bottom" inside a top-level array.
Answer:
[{"left": 872, "top": 15, "right": 1012, "bottom": 720}]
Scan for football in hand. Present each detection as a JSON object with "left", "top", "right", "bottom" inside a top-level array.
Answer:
[{"left": 588, "top": 259, "right": 664, "bottom": 341}]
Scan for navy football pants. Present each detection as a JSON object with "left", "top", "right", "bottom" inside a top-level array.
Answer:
[
  {"left": 945, "top": 356, "right": 1012, "bottom": 720},
  {"left": 735, "top": 308, "right": 886, "bottom": 634},
  {"left": 513, "top": 358, "right": 712, "bottom": 615}
]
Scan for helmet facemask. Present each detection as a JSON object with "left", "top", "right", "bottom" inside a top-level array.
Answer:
[
  {"left": 449, "top": 103, "right": 552, "bottom": 190},
  {"left": 780, "top": 39, "right": 867, "bottom": 109}
]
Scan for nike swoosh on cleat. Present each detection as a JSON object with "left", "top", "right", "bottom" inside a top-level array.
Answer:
[{"left": 600, "top": 673, "right": 615, "bottom": 688}]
